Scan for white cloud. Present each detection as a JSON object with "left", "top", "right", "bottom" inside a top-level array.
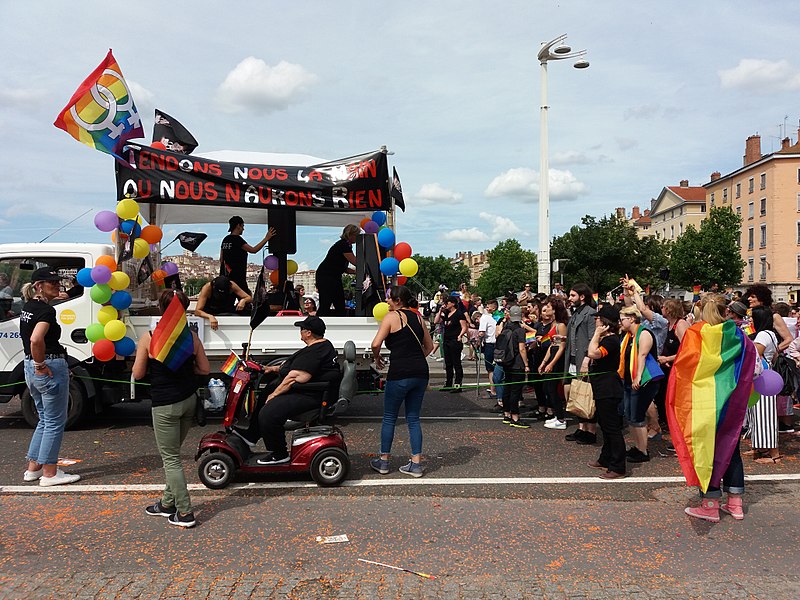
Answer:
[
  {"left": 719, "top": 58, "right": 800, "bottom": 93},
  {"left": 479, "top": 212, "right": 523, "bottom": 239},
  {"left": 127, "top": 80, "right": 156, "bottom": 121},
  {"left": 551, "top": 151, "right": 614, "bottom": 167},
  {"left": 0, "top": 87, "right": 48, "bottom": 109},
  {"left": 414, "top": 182, "right": 463, "bottom": 205},
  {"left": 484, "top": 167, "right": 588, "bottom": 202},
  {"left": 443, "top": 227, "right": 490, "bottom": 242},
  {"left": 215, "top": 57, "right": 318, "bottom": 114}
]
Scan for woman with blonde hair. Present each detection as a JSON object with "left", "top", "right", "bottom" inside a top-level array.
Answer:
[{"left": 316, "top": 224, "right": 359, "bottom": 316}]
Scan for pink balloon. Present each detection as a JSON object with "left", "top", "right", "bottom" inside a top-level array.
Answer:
[
  {"left": 94, "top": 211, "right": 119, "bottom": 232},
  {"left": 753, "top": 369, "right": 783, "bottom": 396},
  {"left": 162, "top": 262, "right": 179, "bottom": 276},
  {"left": 91, "top": 265, "right": 112, "bottom": 285},
  {"left": 363, "top": 221, "right": 380, "bottom": 234}
]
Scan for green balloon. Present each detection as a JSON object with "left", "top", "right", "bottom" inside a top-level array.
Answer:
[
  {"left": 86, "top": 322, "right": 106, "bottom": 342},
  {"left": 90, "top": 284, "right": 112, "bottom": 304}
]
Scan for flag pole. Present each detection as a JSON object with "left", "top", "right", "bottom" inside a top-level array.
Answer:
[{"left": 244, "top": 328, "right": 254, "bottom": 361}]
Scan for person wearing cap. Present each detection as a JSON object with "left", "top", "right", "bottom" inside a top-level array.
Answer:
[
  {"left": 315, "top": 224, "right": 359, "bottom": 316},
  {"left": 726, "top": 300, "right": 748, "bottom": 327},
  {"left": 434, "top": 295, "right": 469, "bottom": 392},
  {"left": 19, "top": 268, "right": 80, "bottom": 487},
  {"left": 220, "top": 216, "right": 276, "bottom": 295},
  {"left": 232, "top": 315, "right": 339, "bottom": 464},
  {"left": 194, "top": 276, "right": 253, "bottom": 331}
]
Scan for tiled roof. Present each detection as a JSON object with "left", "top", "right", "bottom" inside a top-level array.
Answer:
[{"left": 667, "top": 186, "right": 706, "bottom": 201}]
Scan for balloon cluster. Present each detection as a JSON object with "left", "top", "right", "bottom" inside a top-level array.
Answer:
[
  {"left": 262, "top": 255, "right": 299, "bottom": 285},
  {"left": 95, "top": 199, "right": 164, "bottom": 263}
]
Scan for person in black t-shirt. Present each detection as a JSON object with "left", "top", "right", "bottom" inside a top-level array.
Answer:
[
  {"left": 194, "top": 276, "right": 252, "bottom": 331},
  {"left": 434, "top": 295, "right": 469, "bottom": 391},
  {"left": 315, "top": 224, "right": 359, "bottom": 316},
  {"left": 219, "top": 216, "right": 276, "bottom": 295}
]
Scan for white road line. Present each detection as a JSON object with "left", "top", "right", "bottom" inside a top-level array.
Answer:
[{"left": 2, "top": 473, "right": 799, "bottom": 494}]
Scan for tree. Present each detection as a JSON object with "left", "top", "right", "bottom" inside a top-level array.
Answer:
[
  {"left": 475, "top": 239, "right": 537, "bottom": 300},
  {"left": 669, "top": 206, "right": 745, "bottom": 289},
  {"left": 184, "top": 277, "right": 208, "bottom": 296},
  {"left": 409, "top": 254, "right": 471, "bottom": 297}
]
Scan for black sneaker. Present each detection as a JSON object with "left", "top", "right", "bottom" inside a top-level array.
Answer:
[
  {"left": 145, "top": 500, "right": 176, "bottom": 518},
  {"left": 627, "top": 448, "right": 651, "bottom": 463},
  {"left": 565, "top": 429, "right": 586, "bottom": 442},
  {"left": 502, "top": 415, "right": 512, "bottom": 424},
  {"left": 256, "top": 453, "right": 291, "bottom": 465},
  {"left": 778, "top": 422, "right": 795, "bottom": 434},
  {"left": 168, "top": 511, "right": 197, "bottom": 528},
  {"left": 666, "top": 443, "right": 677, "bottom": 453},
  {"left": 625, "top": 446, "right": 639, "bottom": 458},
  {"left": 576, "top": 433, "right": 598, "bottom": 445},
  {"left": 450, "top": 384, "right": 463, "bottom": 393},
  {"left": 510, "top": 419, "right": 531, "bottom": 429}
]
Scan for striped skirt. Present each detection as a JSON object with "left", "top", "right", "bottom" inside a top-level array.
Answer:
[{"left": 746, "top": 395, "right": 778, "bottom": 449}]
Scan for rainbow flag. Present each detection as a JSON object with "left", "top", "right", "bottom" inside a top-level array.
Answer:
[
  {"left": 54, "top": 50, "right": 144, "bottom": 159},
  {"left": 618, "top": 325, "right": 664, "bottom": 387},
  {"left": 220, "top": 351, "right": 240, "bottom": 377},
  {"left": 742, "top": 321, "right": 755, "bottom": 336},
  {"left": 149, "top": 294, "right": 193, "bottom": 371},
  {"left": 525, "top": 331, "right": 537, "bottom": 344},
  {"left": 692, "top": 284, "right": 702, "bottom": 302},
  {"left": 666, "top": 320, "right": 756, "bottom": 492}
]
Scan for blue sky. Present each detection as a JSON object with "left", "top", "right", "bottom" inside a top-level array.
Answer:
[{"left": 2, "top": 1, "right": 800, "bottom": 271}]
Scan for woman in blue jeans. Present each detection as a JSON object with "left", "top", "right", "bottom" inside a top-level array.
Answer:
[{"left": 370, "top": 285, "right": 434, "bottom": 477}]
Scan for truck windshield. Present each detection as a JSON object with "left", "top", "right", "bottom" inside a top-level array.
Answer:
[{"left": 0, "top": 257, "right": 85, "bottom": 322}]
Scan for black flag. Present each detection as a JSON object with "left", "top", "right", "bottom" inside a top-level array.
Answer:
[
  {"left": 177, "top": 232, "right": 207, "bottom": 252},
  {"left": 250, "top": 266, "right": 271, "bottom": 329},
  {"left": 153, "top": 109, "right": 199, "bottom": 154},
  {"left": 390, "top": 167, "right": 405, "bottom": 211},
  {"left": 137, "top": 255, "right": 154, "bottom": 285}
]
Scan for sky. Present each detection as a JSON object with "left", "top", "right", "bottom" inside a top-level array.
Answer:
[{"left": 2, "top": 1, "right": 800, "bottom": 272}]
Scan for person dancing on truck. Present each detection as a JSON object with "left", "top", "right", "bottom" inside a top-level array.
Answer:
[
  {"left": 315, "top": 224, "right": 359, "bottom": 316},
  {"left": 220, "top": 216, "right": 276, "bottom": 294},
  {"left": 133, "top": 290, "right": 210, "bottom": 528},
  {"left": 20, "top": 268, "right": 80, "bottom": 487},
  {"left": 194, "top": 275, "right": 252, "bottom": 331}
]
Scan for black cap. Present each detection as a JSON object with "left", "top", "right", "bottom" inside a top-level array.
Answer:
[
  {"left": 212, "top": 276, "right": 232, "bottom": 294},
  {"left": 444, "top": 295, "right": 459, "bottom": 305},
  {"left": 31, "top": 267, "right": 61, "bottom": 283},
  {"left": 228, "top": 216, "right": 244, "bottom": 232},
  {"left": 294, "top": 315, "right": 326, "bottom": 336},
  {"left": 596, "top": 304, "right": 620, "bottom": 323}
]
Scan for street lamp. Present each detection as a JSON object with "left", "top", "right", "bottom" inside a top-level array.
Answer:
[{"left": 537, "top": 34, "right": 589, "bottom": 294}]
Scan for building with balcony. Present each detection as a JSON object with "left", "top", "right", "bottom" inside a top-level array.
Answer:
[{"left": 451, "top": 251, "right": 489, "bottom": 286}]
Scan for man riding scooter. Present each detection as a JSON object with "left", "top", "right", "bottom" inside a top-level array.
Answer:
[{"left": 232, "top": 315, "right": 339, "bottom": 464}]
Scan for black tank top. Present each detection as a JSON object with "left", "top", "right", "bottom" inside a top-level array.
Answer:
[
  {"left": 148, "top": 342, "right": 198, "bottom": 407},
  {"left": 385, "top": 309, "right": 429, "bottom": 381}
]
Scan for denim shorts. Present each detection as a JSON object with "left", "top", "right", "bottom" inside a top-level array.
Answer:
[{"left": 623, "top": 381, "right": 660, "bottom": 426}]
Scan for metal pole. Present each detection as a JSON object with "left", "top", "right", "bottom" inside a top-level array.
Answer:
[{"left": 537, "top": 59, "right": 550, "bottom": 295}]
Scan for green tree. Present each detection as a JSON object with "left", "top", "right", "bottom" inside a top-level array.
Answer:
[
  {"left": 475, "top": 239, "right": 537, "bottom": 300},
  {"left": 409, "top": 254, "right": 471, "bottom": 297},
  {"left": 669, "top": 206, "right": 745, "bottom": 289},
  {"left": 184, "top": 277, "right": 208, "bottom": 296}
]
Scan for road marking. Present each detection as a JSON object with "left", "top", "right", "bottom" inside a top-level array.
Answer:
[{"left": 2, "top": 473, "right": 799, "bottom": 494}]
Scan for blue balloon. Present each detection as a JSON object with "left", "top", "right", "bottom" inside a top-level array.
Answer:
[
  {"left": 377, "top": 227, "right": 395, "bottom": 248},
  {"left": 371, "top": 211, "right": 387, "bottom": 226},
  {"left": 380, "top": 257, "right": 400, "bottom": 276},
  {"left": 110, "top": 290, "right": 132, "bottom": 310},
  {"left": 121, "top": 220, "right": 142, "bottom": 237},
  {"left": 76, "top": 267, "right": 95, "bottom": 288},
  {"left": 114, "top": 336, "right": 136, "bottom": 356}
]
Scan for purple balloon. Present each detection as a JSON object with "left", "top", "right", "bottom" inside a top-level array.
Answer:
[
  {"left": 753, "top": 369, "right": 783, "bottom": 396},
  {"left": 162, "top": 262, "right": 179, "bottom": 276},
  {"left": 363, "top": 220, "right": 380, "bottom": 234},
  {"left": 91, "top": 265, "right": 112, "bottom": 285},
  {"left": 263, "top": 255, "right": 279, "bottom": 270},
  {"left": 94, "top": 211, "right": 119, "bottom": 232}
]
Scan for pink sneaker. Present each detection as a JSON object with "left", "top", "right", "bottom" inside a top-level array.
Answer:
[
  {"left": 720, "top": 495, "right": 744, "bottom": 520},
  {"left": 684, "top": 498, "right": 720, "bottom": 523}
]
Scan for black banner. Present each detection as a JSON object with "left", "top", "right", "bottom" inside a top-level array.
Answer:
[
  {"left": 153, "top": 109, "right": 199, "bottom": 154},
  {"left": 116, "top": 146, "right": 390, "bottom": 212}
]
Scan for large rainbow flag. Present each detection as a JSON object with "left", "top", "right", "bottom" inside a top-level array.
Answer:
[
  {"left": 666, "top": 320, "right": 756, "bottom": 492},
  {"left": 150, "top": 294, "right": 194, "bottom": 371},
  {"left": 54, "top": 50, "right": 144, "bottom": 159}
]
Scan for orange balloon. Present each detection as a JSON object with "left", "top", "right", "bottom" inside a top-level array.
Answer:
[
  {"left": 111, "top": 230, "right": 129, "bottom": 243},
  {"left": 359, "top": 217, "right": 371, "bottom": 229},
  {"left": 95, "top": 255, "right": 117, "bottom": 272},
  {"left": 269, "top": 270, "right": 280, "bottom": 285},
  {"left": 151, "top": 269, "right": 167, "bottom": 282},
  {"left": 140, "top": 225, "right": 163, "bottom": 244}
]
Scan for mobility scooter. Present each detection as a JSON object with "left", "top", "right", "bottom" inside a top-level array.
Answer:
[{"left": 195, "top": 341, "right": 356, "bottom": 488}]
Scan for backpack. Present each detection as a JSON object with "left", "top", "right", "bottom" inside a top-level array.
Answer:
[
  {"left": 771, "top": 353, "right": 800, "bottom": 397},
  {"left": 493, "top": 324, "right": 519, "bottom": 367}
]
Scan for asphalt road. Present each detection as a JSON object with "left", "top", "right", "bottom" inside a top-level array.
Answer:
[{"left": 1, "top": 385, "right": 799, "bottom": 599}]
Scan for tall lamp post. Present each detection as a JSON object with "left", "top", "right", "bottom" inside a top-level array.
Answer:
[{"left": 537, "top": 34, "right": 589, "bottom": 294}]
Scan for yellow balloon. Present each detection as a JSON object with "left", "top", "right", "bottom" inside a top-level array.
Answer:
[
  {"left": 97, "top": 306, "right": 118, "bottom": 325},
  {"left": 104, "top": 319, "right": 126, "bottom": 342},
  {"left": 116, "top": 198, "right": 140, "bottom": 221},
  {"left": 132, "top": 238, "right": 149, "bottom": 259},
  {"left": 287, "top": 259, "right": 298, "bottom": 276},
  {"left": 399, "top": 258, "right": 419, "bottom": 278},
  {"left": 108, "top": 271, "right": 130, "bottom": 291},
  {"left": 372, "top": 302, "right": 390, "bottom": 321}
]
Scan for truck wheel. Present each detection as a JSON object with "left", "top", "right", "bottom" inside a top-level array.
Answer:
[
  {"left": 310, "top": 448, "right": 349, "bottom": 487},
  {"left": 21, "top": 379, "right": 88, "bottom": 430},
  {"left": 198, "top": 452, "right": 236, "bottom": 489}
]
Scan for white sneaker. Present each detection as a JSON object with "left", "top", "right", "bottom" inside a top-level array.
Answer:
[
  {"left": 39, "top": 469, "right": 81, "bottom": 487},
  {"left": 544, "top": 419, "right": 567, "bottom": 430},
  {"left": 23, "top": 468, "right": 43, "bottom": 482},
  {"left": 544, "top": 416, "right": 558, "bottom": 425}
]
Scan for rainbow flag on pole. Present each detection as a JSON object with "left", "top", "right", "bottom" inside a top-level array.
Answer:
[
  {"left": 149, "top": 294, "right": 193, "bottom": 371},
  {"left": 666, "top": 320, "right": 756, "bottom": 493},
  {"left": 54, "top": 50, "right": 144, "bottom": 159},
  {"left": 220, "top": 351, "right": 240, "bottom": 377}
]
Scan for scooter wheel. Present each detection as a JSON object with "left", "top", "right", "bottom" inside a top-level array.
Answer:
[
  {"left": 310, "top": 448, "right": 350, "bottom": 487},
  {"left": 198, "top": 452, "right": 236, "bottom": 489}
]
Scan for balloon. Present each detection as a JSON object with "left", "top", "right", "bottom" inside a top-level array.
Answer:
[
  {"left": 97, "top": 305, "right": 118, "bottom": 325},
  {"left": 151, "top": 141, "right": 166, "bottom": 150},
  {"left": 104, "top": 319, "right": 127, "bottom": 342},
  {"left": 359, "top": 217, "right": 371, "bottom": 229},
  {"left": 753, "top": 369, "right": 783, "bottom": 397},
  {"left": 76, "top": 267, "right": 95, "bottom": 288},
  {"left": 162, "top": 262, "right": 179, "bottom": 276},
  {"left": 380, "top": 257, "right": 400, "bottom": 276},
  {"left": 132, "top": 238, "right": 149, "bottom": 259},
  {"left": 95, "top": 255, "right": 117, "bottom": 271},
  {"left": 399, "top": 258, "right": 419, "bottom": 278},
  {"left": 108, "top": 271, "right": 130, "bottom": 291},
  {"left": 114, "top": 336, "right": 136, "bottom": 357},
  {"left": 372, "top": 302, "right": 390, "bottom": 321},
  {"left": 92, "top": 339, "right": 116, "bottom": 362},
  {"left": 140, "top": 225, "right": 163, "bottom": 244},
  {"left": 372, "top": 211, "right": 387, "bottom": 226},
  {"left": 363, "top": 220, "right": 380, "bottom": 234},
  {"left": 377, "top": 227, "right": 395, "bottom": 248},
  {"left": 110, "top": 290, "right": 132, "bottom": 310},
  {"left": 269, "top": 270, "right": 280, "bottom": 285},
  {"left": 151, "top": 269, "right": 167, "bottom": 283},
  {"left": 396, "top": 276, "right": 408, "bottom": 285},
  {"left": 287, "top": 259, "right": 298, "bottom": 276},
  {"left": 264, "top": 255, "right": 279, "bottom": 270},
  {"left": 111, "top": 230, "right": 128, "bottom": 243},
  {"left": 394, "top": 242, "right": 413, "bottom": 261},
  {"left": 91, "top": 265, "right": 112, "bottom": 285},
  {"left": 94, "top": 211, "right": 119, "bottom": 232},
  {"left": 116, "top": 198, "right": 139, "bottom": 220},
  {"left": 85, "top": 323, "right": 106, "bottom": 343},
  {"left": 120, "top": 220, "right": 142, "bottom": 237},
  {"left": 90, "top": 284, "right": 112, "bottom": 304}
]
